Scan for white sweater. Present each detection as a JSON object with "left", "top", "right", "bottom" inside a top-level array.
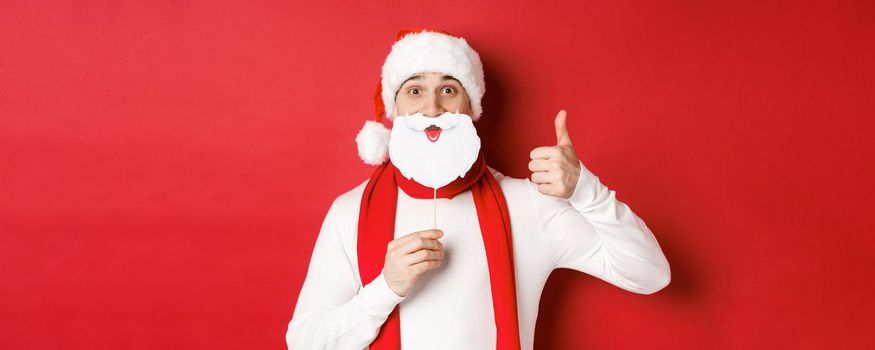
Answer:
[{"left": 286, "top": 161, "right": 671, "bottom": 349}]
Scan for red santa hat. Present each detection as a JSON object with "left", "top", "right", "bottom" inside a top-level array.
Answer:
[{"left": 355, "top": 27, "right": 486, "bottom": 165}]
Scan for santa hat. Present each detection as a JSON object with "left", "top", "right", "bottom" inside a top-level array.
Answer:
[{"left": 355, "top": 27, "right": 486, "bottom": 165}]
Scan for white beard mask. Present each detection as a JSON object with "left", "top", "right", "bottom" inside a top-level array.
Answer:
[{"left": 389, "top": 111, "right": 482, "bottom": 189}]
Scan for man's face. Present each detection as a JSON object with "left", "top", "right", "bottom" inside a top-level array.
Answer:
[
  {"left": 388, "top": 72, "right": 480, "bottom": 189},
  {"left": 393, "top": 72, "right": 473, "bottom": 117}
]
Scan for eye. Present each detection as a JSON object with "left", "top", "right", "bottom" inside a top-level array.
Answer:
[
  {"left": 408, "top": 87, "right": 421, "bottom": 95},
  {"left": 442, "top": 86, "right": 456, "bottom": 94}
]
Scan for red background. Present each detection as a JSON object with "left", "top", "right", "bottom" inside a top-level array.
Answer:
[{"left": 2, "top": 1, "right": 873, "bottom": 349}]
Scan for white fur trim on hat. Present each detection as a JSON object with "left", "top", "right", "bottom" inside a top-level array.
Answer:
[
  {"left": 355, "top": 120, "right": 391, "bottom": 165},
  {"left": 381, "top": 31, "right": 485, "bottom": 121}
]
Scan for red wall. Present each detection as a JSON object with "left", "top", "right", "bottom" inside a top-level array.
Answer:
[{"left": 2, "top": 1, "right": 873, "bottom": 348}]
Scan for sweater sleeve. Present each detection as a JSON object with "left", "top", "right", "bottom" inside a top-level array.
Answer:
[
  {"left": 530, "top": 160, "right": 671, "bottom": 295},
  {"left": 286, "top": 198, "right": 407, "bottom": 349}
]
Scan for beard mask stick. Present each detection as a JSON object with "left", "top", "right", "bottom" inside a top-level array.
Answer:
[{"left": 389, "top": 111, "right": 481, "bottom": 230}]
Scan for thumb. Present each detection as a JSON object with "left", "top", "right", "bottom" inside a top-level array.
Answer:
[{"left": 554, "top": 109, "right": 572, "bottom": 146}]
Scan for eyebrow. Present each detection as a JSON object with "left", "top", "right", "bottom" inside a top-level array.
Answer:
[{"left": 400, "top": 74, "right": 460, "bottom": 87}]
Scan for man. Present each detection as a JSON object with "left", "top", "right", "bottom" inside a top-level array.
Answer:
[{"left": 285, "top": 28, "right": 670, "bottom": 350}]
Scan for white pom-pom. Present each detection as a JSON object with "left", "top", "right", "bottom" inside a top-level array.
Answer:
[{"left": 355, "top": 120, "right": 391, "bottom": 165}]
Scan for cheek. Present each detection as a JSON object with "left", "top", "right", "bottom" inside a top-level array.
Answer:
[
  {"left": 443, "top": 96, "right": 469, "bottom": 110},
  {"left": 458, "top": 94, "right": 473, "bottom": 113},
  {"left": 395, "top": 96, "right": 414, "bottom": 114}
]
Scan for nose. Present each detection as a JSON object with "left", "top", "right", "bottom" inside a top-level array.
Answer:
[{"left": 421, "top": 94, "right": 444, "bottom": 118}]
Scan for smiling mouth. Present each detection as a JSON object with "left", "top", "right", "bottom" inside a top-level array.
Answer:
[{"left": 425, "top": 125, "right": 442, "bottom": 142}]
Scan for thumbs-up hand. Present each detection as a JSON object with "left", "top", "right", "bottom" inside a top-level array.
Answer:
[{"left": 528, "top": 110, "right": 582, "bottom": 199}]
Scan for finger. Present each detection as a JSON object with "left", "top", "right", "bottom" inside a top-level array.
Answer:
[
  {"left": 529, "top": 159, "right": 562, "bottom": 172},
  {"left": 537, "top": 183, "right": 558, "bottom": 196},
  {"left": 529, "top": 159, "right": 553, "bottom": 172},
  {"left": 396, "top": 235, "right": 443, "bottom": 255},
  {"left": 404, "top": 248, "right": 444, "bottom": 266},
  {"left": 529, "top": 146, "right": 560, "bottom": 160},
  {"left": 530, "top": 171, "right": 555, "bottom": 184},
  {"left": 555, "top": 109, "right": 572, "bottom": 146},
  {"left": 410, "top": 259, "right": 442, "bottom": 273},
  {"left": 389, "top": 229, "right": 443, "bottom": 251},
  {"left": 417, "top": 229, "right": 443, "bottom": 239}
]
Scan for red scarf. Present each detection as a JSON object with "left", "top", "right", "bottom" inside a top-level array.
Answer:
[{"left": 357, "top": 151, "right": 522, "bottom": 349}]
